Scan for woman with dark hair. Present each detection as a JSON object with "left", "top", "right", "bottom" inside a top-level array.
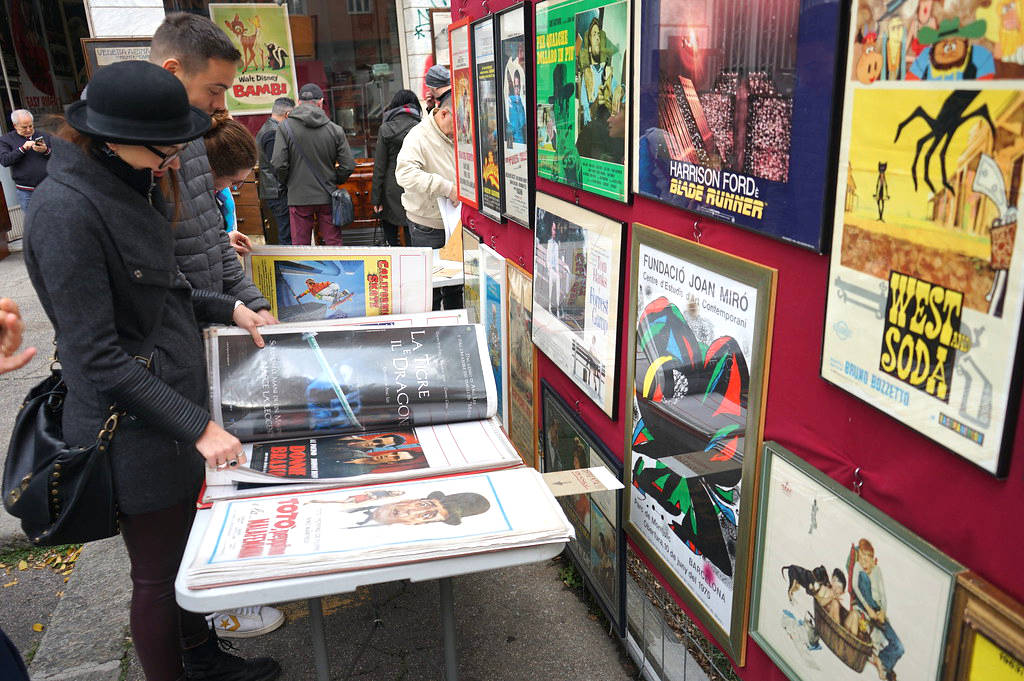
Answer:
[
  {"left": 23, "top": 60, "right": 280, "bottom": 681},
  {"left": 372, "top": 89, "right": 422, "bottom": 246}
]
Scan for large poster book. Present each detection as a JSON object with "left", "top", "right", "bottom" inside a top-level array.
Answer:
[
  {"left": 206, "top": 418, "right": 520, "bottom": 488},
  {"left": 208, "top": 323, "right": 497, "bottom": 441},
  {"left": 241, "top": 245, "right": 434, "bottom": 322},
  {"left": 184, "top": 467, "right": 574, "bottom": 589}
]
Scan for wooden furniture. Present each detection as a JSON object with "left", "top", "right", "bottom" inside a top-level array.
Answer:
[{"left": 231, "top": 168, "right": 263, "bottom": 237}]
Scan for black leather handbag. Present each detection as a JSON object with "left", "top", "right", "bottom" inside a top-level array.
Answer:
[
  {"left": 2, "top": 368, "right": 121, "bottom": 545},
  {"left": 2, "top": 303, "right": 165, "bottom": 546}
]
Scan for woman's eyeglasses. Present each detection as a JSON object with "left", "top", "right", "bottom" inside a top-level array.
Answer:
[{"left": 144, "top": 144, "right": 186, "bottom": 170}]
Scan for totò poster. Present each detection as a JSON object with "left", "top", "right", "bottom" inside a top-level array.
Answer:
[{"left": 210, "top": 3, "right": 299, "bottom": 115}]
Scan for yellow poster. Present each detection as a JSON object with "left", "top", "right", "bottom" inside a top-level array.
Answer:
[
  {"left": 969, "top": 632, "right": 1024, "bottom": 681},
  {"left": 209, "top": 3, "right": 299, "bottom": 115}
]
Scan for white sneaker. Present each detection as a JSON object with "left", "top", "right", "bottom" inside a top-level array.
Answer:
[{"left": 206, "top": 606, "right": 285, "bottom": 639}]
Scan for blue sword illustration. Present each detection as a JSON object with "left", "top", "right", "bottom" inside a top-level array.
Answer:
[{"left": 302, "top": 331, "right": 363, "bottom": 429}]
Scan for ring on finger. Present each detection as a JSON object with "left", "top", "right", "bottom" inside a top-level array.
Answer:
[{"left": 228, "top": 459, "right": 239, "bottom": 467}]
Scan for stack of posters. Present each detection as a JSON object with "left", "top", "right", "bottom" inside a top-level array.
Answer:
[
  {"left": 206, "top": 321, "right": 497, "bottom": 441},
  {"left": 184, "top": 467, "right": 574, "bottom": 589},
  {"left": 242, "top": 246, "right": 434, "bottom": 323}
]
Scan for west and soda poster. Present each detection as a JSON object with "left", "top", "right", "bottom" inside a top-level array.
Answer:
[
  {"left": 209, "top": 3, "right": 299, "bottom": 115},
  {"left": 532, "top": 193, "right": 623, "bottom": 417},
  {"left": 632, "top": 0, "right": 845, "bottom": 251},
  {"left": 473, "top": 17, "right": 505, "bottom": 222},
  {"left": 535, "top": 0, "right": 630, "bottom": 203},
  {"left": 499, "top": 4, "right": 534, "bottom": 227},
  {"left": 450, "top": 18, "right": 480, "bottom": 209},
  {"left": 624, "top": 224, "right": 775, "bottom": 663},
  {"left": 821, "top": 0, "right": 1024, "bottom": 476}
]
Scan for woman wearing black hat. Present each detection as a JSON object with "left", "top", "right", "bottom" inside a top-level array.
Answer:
[{"left": 22, "top": 60, "right": 280, "bottom": 681}]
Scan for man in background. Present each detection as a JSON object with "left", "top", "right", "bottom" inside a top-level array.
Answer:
[
  {"left": 272, "top": 83, "right": 355, "bottom": 246},
  {"left": 256, "top": 97, "right": 294, "bottom": 244},
  {"left": 0, "top": 110, "right": 51, "bottom": 215},
  {"left": 424, "top": 65, "right": 451, "bottom": 112},
  {"left": 395, "top": 92, "right": 461, "bottom": 310}
]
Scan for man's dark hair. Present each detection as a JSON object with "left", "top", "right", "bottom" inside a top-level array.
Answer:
[
  {"left": 271, "top": 97, "right": 295, "bottom": 115},
  {"left": 387, "top": 89, "right": 422, "bottom": 114},
  {"left": 150, "top": 12, "right": 241, "bottom": 74}
]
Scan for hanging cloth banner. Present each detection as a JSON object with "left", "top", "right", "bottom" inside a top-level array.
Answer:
[{"left": 210, "top": 3, "right": 299, "bottom": 115}]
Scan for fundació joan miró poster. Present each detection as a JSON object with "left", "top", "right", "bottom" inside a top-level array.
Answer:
[
  {"left": 535, "top": 0, "right": 630, "bottom": 202},
  {"left": 822, "top": 0, "right": 1024, "bottom": 477}
]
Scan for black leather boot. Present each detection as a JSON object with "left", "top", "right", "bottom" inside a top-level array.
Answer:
[{"left": 183, "top": 629, "right": 281, "bottom": 681}]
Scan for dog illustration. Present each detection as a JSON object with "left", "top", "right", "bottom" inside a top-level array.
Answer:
[{"left": 782, "top": 564, "right": 829, "bottom": 602}]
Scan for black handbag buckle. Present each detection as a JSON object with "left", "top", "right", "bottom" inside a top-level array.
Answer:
[{"left": 98, "top": 412, "right": 120, "bottom": 442}]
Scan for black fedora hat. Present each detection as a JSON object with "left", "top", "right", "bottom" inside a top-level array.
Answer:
[{"left": 66, "top": 60, "right": 211, "bottom": 145}]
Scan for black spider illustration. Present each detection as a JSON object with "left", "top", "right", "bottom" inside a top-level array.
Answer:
[{"left": 893, "top": 90, "right": 995, "bottom": 195}]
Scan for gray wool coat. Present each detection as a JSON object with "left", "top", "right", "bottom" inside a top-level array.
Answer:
[
  {"left": 24, "top": 138, "right": 237, "bottom": 514},
  {"left": 174, "top": 139, "right": 270, "bottom": 311},
  {"left": 272, "top": 103, "right": 356, "bottom": 206}
]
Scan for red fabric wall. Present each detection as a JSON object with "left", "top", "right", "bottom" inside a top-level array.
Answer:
[{"left": 453, "top": 0, "right": 1024, "bottom": 677}]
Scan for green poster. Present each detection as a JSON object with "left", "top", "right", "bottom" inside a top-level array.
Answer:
[
  {"left": 535, "top": 0, "right": 629, "bottom": 203},
  {"left": 210, "top": 3, "right": 299, "bottom": 115}
]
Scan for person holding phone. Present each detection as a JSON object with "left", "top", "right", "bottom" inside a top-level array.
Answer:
[{"left": 0, "top": 109, "right": 51, "bottom": 215}]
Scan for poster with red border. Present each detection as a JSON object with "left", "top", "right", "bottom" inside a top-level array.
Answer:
[{"left": 450, "top": 17, "right": 480, "bottom": 209}]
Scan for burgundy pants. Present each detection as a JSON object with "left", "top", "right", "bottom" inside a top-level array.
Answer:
[
  {"left": 120, "top": 501, "right": 210, "bottom": 681},
  {"left": 290, "top": 204, "right": 343, "bottom": 246}
]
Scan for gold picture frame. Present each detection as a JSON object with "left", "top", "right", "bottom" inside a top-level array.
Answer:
[{"left": 945, "top": 573, "right": 1024, "bottom": 681}]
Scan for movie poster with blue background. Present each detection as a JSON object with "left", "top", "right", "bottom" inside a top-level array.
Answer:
[
  {"left": 535, "top": 0, "right": 630, "bottom": 202},
  {"left": 822, "top": 0, "right": 1024, "bottom": 477},
  {"left": 499, "top": 4, "right": 534, "bottom": 227},
  {"left": 481, "top": 243, "right": 509, "bottom": 428},
  {"left": 632, "top": 0, "right": 845, "bottom": 251}
]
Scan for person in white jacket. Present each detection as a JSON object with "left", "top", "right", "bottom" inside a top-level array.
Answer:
[{"left": 395, "top": 92, "right": 462, "bottom": 309}]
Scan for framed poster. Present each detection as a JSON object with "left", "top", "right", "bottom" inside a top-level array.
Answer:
[
  {"left": 472, "top": 16, "right": 505, "bottom": 222},
  {"left": 632, "top": 0, "right": 845, "bottom": 252},
  {"left": 541, "top": 381, "right": 625, "bottom": 635},
  {"left": 449, "top": 18, "right": 480, "bottom": 209},
  {"left": 209, "top": 3, "right": 299, "bottom": 115},
  {"left": 497, "top": 3, "right": 535, "bottom": 228},
  {"left": 506, "top": 261, "right": 538, "bottom": 467},
  {"left": 821, "top": 0, "right": 1024, "bottom": 477},
  {"left": 534, "top": 0, "right": 630, "bottom": 203},
  {"left": 751, "top": 442, "right": 962, "bottom": 681},
  {"left": 946, "top": 573, "right": 1024, "bottom": 681},
  {"left": 623, "top": 223, "right": 776, "bottom": 664},
  {"left": 462, "top": 227, "right": 482, "bottom": 324},
  {"left": 430, "top": 7, "right": 452, "bottom": 68},
  {"left": 532, "top": 193, "right": 624, "bottom": 417},
  {"left": 81, "top": 38, "right": 151, "bottom": 79},
  {"left": 481, "top": 243, "right": 509, "bottom": 429}
]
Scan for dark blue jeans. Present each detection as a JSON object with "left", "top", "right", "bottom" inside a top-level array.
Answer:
[
  {"left": 408, "top": 220, "right": 463, "bottom": 311},
  {"left": 265, "top": 193, "right": 291, "bottom": 245}
]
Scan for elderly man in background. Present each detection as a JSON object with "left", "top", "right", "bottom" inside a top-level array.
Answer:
[
  {"left": 424, "top": 65, "right": 451, "bottom": 112},
  {"left": 395, "top": 91, "right": 461, "bottom": 310},
  {"left": 256, "top": 96, "right": 295, "bottom": 244},
  {"left": 0, "top": 110, "right": 51, "bottom": 215},
  {"left": 272, "top": 83, "right": 355, "bottom": 246}
]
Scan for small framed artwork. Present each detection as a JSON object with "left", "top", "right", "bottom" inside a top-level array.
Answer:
[
  {"left": 534, "top": 0, "right": 631, "bottom": 203},
  {"left": 623, "top": 223, "right": 777, "bottom": 665},
  {"left": 506, "top": 261, "right": 538, "bottom": 468},
  {"left": 632, "top": 0, "right": 846, "bottom": 251},
  {"left": 472, "top": 16, "right": 505, "bottom": 222},
  {"left": 945, "top": 573, "right": 1024, "bottom": 681},
  {"left": 541, "top": 381, "right": 625, "bottom": 635},
  {"left": 81, "top": 38, "right": 152, "bottom": 79},
  {"left": 821, "top": 0, "right": 1024, "bottom": 477},
  {"left": 429, "top": 7, "right": 452, "bottom": 68},
  {"left": 751, "top": 441, "right": 963, "bottom": 681},
  {"left": 449, "top": 17, "right": 479, "bottom": 209},
  {"left": 462, "top": 227, "right": 482, "bottom": 324},
  {"left": 496, "top": 3, "right": 535, "bottom": 228},
  {"left": 481, "top": 243, "right": 509, "bottom": 429},
  {"left": 532, "top": 193, "right": 624, "bottom": 417}
]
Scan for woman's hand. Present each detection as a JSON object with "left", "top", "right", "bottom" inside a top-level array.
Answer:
[
  {"left": 228, "top": 231, "right": 252, "bottom": 256},
  {"left": 0, "top": 298, "right": 36, "bottom": 375},
  {"left": 232, "top": 304, "right": 265, "bottom": 347},
  {"left": 196, "top": 421, "right": 247, "bottom": 470}
]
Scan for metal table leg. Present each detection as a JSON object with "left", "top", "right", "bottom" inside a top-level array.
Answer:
[
  {"left": 439, "top": 577, "right": 458, "bottom": 681},
  {"left": 308, "top": 597, "right": 330, "bottom": 681}
]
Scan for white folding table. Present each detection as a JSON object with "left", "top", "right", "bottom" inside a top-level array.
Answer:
[{"left": 175, "top": 508, "right": 566, "bottom": 681}]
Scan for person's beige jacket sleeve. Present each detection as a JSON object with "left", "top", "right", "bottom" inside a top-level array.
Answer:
[{"left": 395, "top": 132, "right": 454, "bottom": 200}]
